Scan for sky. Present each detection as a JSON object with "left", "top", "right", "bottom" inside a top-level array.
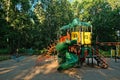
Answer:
[
  {"left": 16, "top": 3, "right": 22, "bottom": 11},
  {"left": 30, "top": 0, "right": 39, "bottom": 11},
  {"left": 30, "top": 0, "right": 74, "bottom": 11}
]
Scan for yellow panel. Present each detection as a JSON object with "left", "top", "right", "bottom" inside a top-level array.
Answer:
[
  {"left": 81, "top": 32, "right": 91, "bottom": 45},
  {"left": 71, "top": 32, "right": 91, "bottom": 44},
  {"left": 71, "top": 32, "right": 80, "bottom": 43},
  {"left": 111, "top": 49, "right": 115, "bottom": 56}
]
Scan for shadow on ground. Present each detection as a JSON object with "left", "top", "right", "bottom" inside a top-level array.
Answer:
[{"left": 0, "top": 56, "right": 120, "bottom": 80}]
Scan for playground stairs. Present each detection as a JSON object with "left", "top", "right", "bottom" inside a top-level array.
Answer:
[
  {"left": 92, "top": 48, "right": 108, "bottom": 69},
  {"left": 35, "top": 41, "right": 58, "bottom": 66},
  {"left": 46, "top": 41, "right": 58, "bottom": 56}
]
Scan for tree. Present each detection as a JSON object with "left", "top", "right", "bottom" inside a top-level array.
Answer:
[
  {"left": 72, "top": 0, "right": 120, "bottom": 42},
  {"left": 33, "top": 0, "right": 74, "bottom": 47}
]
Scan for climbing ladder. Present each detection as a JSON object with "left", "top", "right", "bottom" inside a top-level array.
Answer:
[
  {"left": 35, "top": 40, "right": 58, "bottom": 66},
  {"left": 92, "top": 48, "right": 108, "bottom": 69},
  {"left": 45, "top": 40, "right": 58, "bottom": 56},
  {"left": 65, "top": 45, "right": 109, "bottom": 69}
]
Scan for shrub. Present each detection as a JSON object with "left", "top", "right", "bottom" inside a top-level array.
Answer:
[
  {"left": 0, "top": 56, "right": 11, "bottom": 61},
  {"left": 0, "top": 48, "right": 11, "bottom": 55}
]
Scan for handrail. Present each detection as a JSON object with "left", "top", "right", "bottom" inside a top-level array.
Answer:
[{"left": 92, "top": 47, "right": 107, "bottom": 63}]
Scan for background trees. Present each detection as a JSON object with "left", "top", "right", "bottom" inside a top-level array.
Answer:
[{"left": 0, "top": 0, "right": 120, "bottom": 53}]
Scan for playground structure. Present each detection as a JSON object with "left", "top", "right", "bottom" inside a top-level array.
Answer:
[
  {"left": 35, "top": 40, "right": 58, "bottom": 65},
  {"left": 56, "top": 18, "right": 108, "bottom": 70},
  {"left": 35, "top": 18, "right": 109, "bottom": 70},
  {"left": 96, "top": 42, "right": 120, "bottom": 62}
]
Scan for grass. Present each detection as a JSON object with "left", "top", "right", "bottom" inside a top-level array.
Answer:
[
  {"left": 99, "top": 49, "right": 120, "bottom": 58},
  {"left": 0, "top": 55, "right": 11, "bottom": 61}
]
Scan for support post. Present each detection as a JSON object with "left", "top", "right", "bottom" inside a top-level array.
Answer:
[
  {"left": 91, "top": 48, "right": 94, "bottom": 67},
  {"left": 115, "top": 46, "right": 117, "bottom": 62}
]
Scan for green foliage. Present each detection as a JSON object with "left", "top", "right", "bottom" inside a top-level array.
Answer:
[
  {"left": 0, "top": 55, "right": 11, "bottom": 61},
  {"left": 0, "top": 0, "right": 120, "bottom": 55},
  {"left": 33, "top": 49, "right": 47, "bottom": 55},
  {"left": 72, "top": 0, "right": 120, "bottom": 42},
  {"left": 99, "top": 49, "right": 111, "bottom": 57},
  {"left": 0, "top": 49, "right": 11, "bottom": 54}
]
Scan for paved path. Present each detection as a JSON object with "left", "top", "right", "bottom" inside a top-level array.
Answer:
[{"left": 0, "top": 55, "right": 120, "bottom": 80}]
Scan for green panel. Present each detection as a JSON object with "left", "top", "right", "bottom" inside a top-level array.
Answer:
[
  {"left": 57, "top": 52, "right": 78, "bottom": 70},
  {"left": 56, "top": 42, "right": 68, "bottom": 51},
  {"left": 60, "top": 18, "right": 92, "bottom": 30}
]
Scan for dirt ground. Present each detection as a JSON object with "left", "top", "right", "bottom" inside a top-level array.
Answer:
[{"left": 0, "top": 55, "right": 120, "bottom": 80}]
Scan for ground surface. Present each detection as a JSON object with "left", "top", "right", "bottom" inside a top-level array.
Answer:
[{"left": 0, "top": 55, "right": 120, "bottom": 80}]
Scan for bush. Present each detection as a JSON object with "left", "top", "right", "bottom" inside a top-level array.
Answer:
[
  {"left": 18, "top": 48, "right": 26, "bottom": 54},
  {"left": 34, "top": 49, "right": 44, "bottom": 55},
  {"left": 18, "top": 48, "right": 34, "bottom": 55},
  {"left": 0, "top": 56, "right": 11, "bottom": 61},
  {"left": 34, "top": 48, "right": 47, "bottom": 55},
  {"left": 34, "top": 49, "right": 42, "bottom": 55},
  {"left": 99, "top": 49, "right": 111, "bottom": 57},
  {"left": 0, "top": 48, "right": 11, "bottom": 54},
  {"left": 17, "top": 48, "right": 47, "bottom": 55}
]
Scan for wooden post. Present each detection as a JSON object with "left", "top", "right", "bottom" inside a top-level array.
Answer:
[
  {"left": 115, "top": 45, "right": 117, "bottom": 62},
  {"left": 110, "top": 48, "right": 113, "bottom": 59}
]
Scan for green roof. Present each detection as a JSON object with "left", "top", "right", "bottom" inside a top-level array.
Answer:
[{"left": 60, "top": 18, "right": 92, "bottom": 30}]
